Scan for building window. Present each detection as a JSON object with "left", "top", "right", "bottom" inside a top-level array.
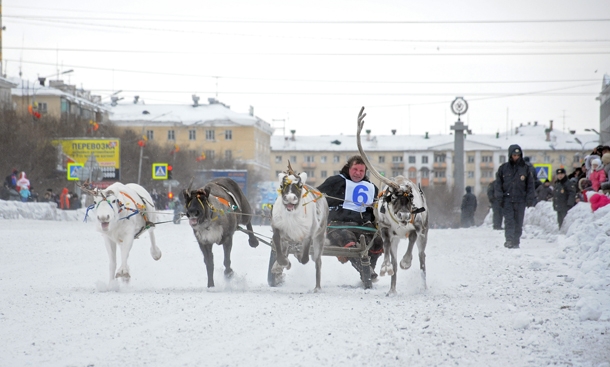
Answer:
[
  {"left": 146, "top": 130, "right": 154, "bottom": 140},
  {"left": 482, "top": 155, "right": 493, "bottom": 162},
  {"left": 434, "top": 170, "right": 446, "bottom": 178},
  {"left": 482, "top": 170, "right": 494, "bottom": 178},
  {"left": 290, "top": 155, "right": 297, "bottom": 163},
  {"left": 321, "top": 170, "right": 327, "bottom": 178},
  {"left": 275, "top": 155, "right": 282, "bottom": 163},
  {"left": 467, "top": 156, "right": 475, "bottom": 163},
  {"left": 408, "top": 170, "right": 417, "bottom": 179},
  {"left": 37, "top": 102, "right": 48, "bottom": 113},
  {"left": 421, "top": 169, "right": 429, "bottom": 178},
  {"left": 333, "top": 170, "right": 340, "bottom": 175},
  {"left": 379, "top": 156, "right": 385, "bottom": 164},
  {"left": 206, "top": 130, "right": 215, "bottom": 141},
  {"left": 189, "top": 130, "right": 196, "bottom": 140},
  {"left": 559, "top": 155, "right": 566, "bottom": 164},
  {"left": 529, "top": 156, "right": 537, "bottom": 163},
  {"left": 573, "top": 153, "right": 581, "bottom": 163},
  {"left": 60, "top": 99, "right": 68, "bottom": 113},
  {"left": 544, "top": 155, "right": 551, "bottom": 163},
  {"left": 167, "top": 130, "right": 175, "bottom": 140},
  {"left": 304, "top": 170, "right": 314, "bottom": 178},
  {"left": 499, "top": 155, "right": 506, "bottom": 163},
  {"left": 392, "top": 156, "right": 403, "bottom": 163},
  {"left": 434, "top": 155, "right": 446, "bottom": 163},
  {"left": 467, "top": 171, "right": 474, "bottom": 178},
  {"left": 392, "top": 170, "right": 403, "bottom": 177},
  {"left": 422, "top": 156, "right": 428, "bottom": 164},
  {"left": 333, "top": 155, "right": 340, "bottom": 163},
  {"left": 225, "top": 150, "right": 232, "bottom": 160},
  {"left": 205, "top": 150, "right": 215, "bottom": 159},
  {"left": 305, "top": 155, "right": 315, "bottom": 163},
  {"left": 225, "top": 130, "right": 232, "bottom": 140},
  {"left": 320, "top": 156, "right": 327, "bottom": 163},
  {"left": 408, "top": 156, "right": 416, "bottom": 163},
  {"left": 276, "top": 170, "right": 282, "bottom": 177}
]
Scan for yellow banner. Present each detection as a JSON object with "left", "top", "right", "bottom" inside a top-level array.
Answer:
[{"left": 52, "top": 138, "right": 121, "bottom": 171}]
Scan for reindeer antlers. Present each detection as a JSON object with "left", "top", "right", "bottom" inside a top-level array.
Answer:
[{"left": 286, "top": 160, "right": 296, "bottom": 176}]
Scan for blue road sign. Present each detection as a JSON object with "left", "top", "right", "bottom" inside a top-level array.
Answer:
[
  {"left": 152, "top": 163, "right": 168, "bottom": 180},
  {"left": 67, "top": 163, "right": 84, "bottom": 181}
]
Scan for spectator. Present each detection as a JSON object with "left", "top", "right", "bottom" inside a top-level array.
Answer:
[
  {"left": 318, "top": 155, "right": 383, "bottom": 281},
  {"left": 589, "top": 158, "right": 606, "bottom": 191},
  {"left": 59, "top": 188, "right": 70, "bottom": 210},
  {"left": 487, "top": 180, "right": 503, "bottom": 230},
  {"left": 16, "top": 171, "right": 30, "bottom": 193},
  {"left": 578, "top": 178, "right": 594, "bottom": 203},
  {"left": 552, "top": 168, "right": 576, "bottom": 229},
  {"left": 70, "top": 192, "right": 82, "bottom": 209},
  {"left": 460, "top": 186, "right": 477, "bottom": 228},
  {"left": 19, "top": 186, "right": 31, "bottom": 202},
  {"left": 494, "top": 144, "right": 536, "bottom": 249},
  {"left": 536, "top": 179, "right": 553, "bottom": 202},
  {"left": 28, "top": 186, "right": 39, "bottom": 202},
  {"left": 5, "top": 169, "right": 18, "bottom": 190}
]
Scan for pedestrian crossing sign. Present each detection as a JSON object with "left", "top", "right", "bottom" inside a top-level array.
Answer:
[
  {"left": 67, "top": 163, "right": 84, "bottom": 181},
  {"left": 152, "top": 163, "right": 168, "bottom": 180},
  {"left": 533, "top": 163, "right": 552, "bottom": 182}
]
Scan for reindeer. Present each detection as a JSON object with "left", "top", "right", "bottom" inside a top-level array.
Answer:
[
  {"left": 356, "top": 107, "right": 429, "bottom": 295},
  {"left": 82, "top": 182, "right": 162, "bottom": 284},
  {"left": 184, "top": 178, "right": 259, "bottom": 288},
  {"left": 271, "top": 162, "right": 329, "bottom": 292}
]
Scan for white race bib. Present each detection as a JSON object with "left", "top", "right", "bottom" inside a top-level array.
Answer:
[{"left": 343, "top": 179, "right": 375, "bottom": 212}]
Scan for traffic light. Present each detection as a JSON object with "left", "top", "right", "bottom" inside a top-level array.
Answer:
[{"left": 167, "top": 165, "right": 173, "bottom": 180}]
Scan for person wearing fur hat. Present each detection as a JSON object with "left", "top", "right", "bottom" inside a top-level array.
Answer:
[
  {"left": 578, "top": 178, "right": 594, "bottom": 203},
  {"left": 494, "top": 144, "right": 536, "bottom": 249},
  {"left": 589, "top": 157, "right": 606, "bottom": 191},
  {"left": 552, "top": 168, "right": 576, "bottom": 229}
]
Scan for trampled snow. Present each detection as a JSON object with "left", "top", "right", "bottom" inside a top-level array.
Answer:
[{"left": 0, "top": 199, "right": 609, "bottom": 366}]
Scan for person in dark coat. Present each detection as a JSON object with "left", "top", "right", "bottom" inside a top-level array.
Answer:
[
  {"left": 487, "top": 180, "right": 503, "bottom": 230},
  {"left": 494, "top": 144, "right": 536, "bottom": 249},
  {"left": 460, "top": 186, "right": 477, "bottom": 227},
  {"left": 523, "top": 157, "right": 541, "bottom": 203},
  {"left": 317, "top": 155, "right": 383, "bottom": 280},
  {"left": 553, "top": 168, "right": 576, "bottom": 229},
  {"left": 536, "top": 179, "right": 553, "bottom": 203}
]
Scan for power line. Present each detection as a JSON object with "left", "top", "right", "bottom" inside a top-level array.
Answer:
[
  {"left": 6, "top": 15, "right": 610, "bottom": 24},
  {"left": 7, "top": 59, "right": 601, "bottom": 85},
  {"left": 5, "top": 49, "right": 609, "bottom": 56}
]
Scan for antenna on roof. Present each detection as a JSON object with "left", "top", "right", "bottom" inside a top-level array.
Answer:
[{"left": 192, "top": 94, "right": 200, "bottom": 107}]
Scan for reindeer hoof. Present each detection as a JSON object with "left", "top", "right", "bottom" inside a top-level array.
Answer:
[
  {"left": 115, "top": 271, "right": 130, "bottom": 282},
  {"left": 249, "top": 239, "right": 259, "bottom": 248},
  {"left": 400, "top": 258, "right": 412, "bottom": 270},
  {"left": 152, "top": 251, "right": 162, "bottom": 261},
  {"left": 224, "top": 269, "right": 234, "bottom": 278}
]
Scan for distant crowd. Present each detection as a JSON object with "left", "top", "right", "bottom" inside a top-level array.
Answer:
[{"left": 2, "top": 169, "right": 82, "bottom": 210}]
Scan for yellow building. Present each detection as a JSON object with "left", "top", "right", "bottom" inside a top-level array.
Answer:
[{"left": 107, "top": 97, "right": 273, "bottom": 174}]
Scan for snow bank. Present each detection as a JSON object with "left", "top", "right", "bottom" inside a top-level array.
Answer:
[{"left": 0, "top": 200, "right": 87, "bottom": 221}]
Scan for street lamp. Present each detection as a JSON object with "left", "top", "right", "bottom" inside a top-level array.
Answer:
[
  {"left": 137, "top": 111, "right": 172, "bottom": 185},
  {"left": 585, "top": 128, "right": 600, "bottom": 135}
]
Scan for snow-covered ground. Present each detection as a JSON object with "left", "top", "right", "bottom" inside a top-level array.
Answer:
[{"left": 0, "top": 200, "right": 609, "bottom": 367}]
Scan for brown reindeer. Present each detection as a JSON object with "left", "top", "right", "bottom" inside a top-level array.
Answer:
[
  {"left": 356, "top": 107, "right": 429, "bottom": 295},
  {"left": 184, "top": 178, "right": 259, "bottom": 288}
]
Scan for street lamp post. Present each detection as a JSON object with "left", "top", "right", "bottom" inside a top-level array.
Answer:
[{"left": 137, "top": 111, "right": 172, "bottom": 185}]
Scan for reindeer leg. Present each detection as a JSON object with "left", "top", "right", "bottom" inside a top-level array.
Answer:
[
  {"left": 314, "top": 255, "right": 322, "bottom": 293},
  {"left": 418, "top": 230, "right": 428, "bottom": 289},
  {"left": 246, "top": 222, "right": 259, "bottom": 248},
  {"left": 271, "top": 228, "right": 291, "bottom": 273},
  {"left": 104, "top": 237, "right": 117, "bottom": 284},
  {"left": 388, "top": 237, "right": 400, "bottom": 296},
  {"left": 400, "top": 232, "right": 417, "bottom": 270},
  {"left": 116, "top": 239, "right": 133, "bottom": 282},
  {"left": 300, "top": 237, "right": 312, "bottom": 265},
  {"left": 199, "top": 243, "right": 215, "bottom": 288},
  {"left": 222, "top": 238, "right": 234, "bottom": 278},
  {"left": 148, "top": 228, "right": 162, "bottom": 261},
  {"left": 379, "top": 227, "right": 393, "bottom": 277},
  {"left": 313, "top": 228, "right": 325, "bottom": 292}
]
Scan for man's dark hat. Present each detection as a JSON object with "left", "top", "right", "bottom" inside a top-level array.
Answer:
[{"left": 556, "top": 168, "right": 566, "bottom": 174}]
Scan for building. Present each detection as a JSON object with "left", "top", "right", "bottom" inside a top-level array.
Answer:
[
  {"left": 270, "top": 122, "right": 597, "bottom": 196},
  {"left": 0, "top": 77, "right": 18, "bottom": 109},
  {"left": 107, "top": 97, "right": 274, "bottom": 175},
  {"left": 10, "top": 78, "right": 107, "bottom": 122}
]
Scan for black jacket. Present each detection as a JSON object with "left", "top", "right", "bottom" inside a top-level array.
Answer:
[
  {"left": 487, "top": 181, "right": 496, "bottom": 204},
  {"left": 536, "top": 184, "right": 553, "bottom": 202},
  {"left": 461, "top": 192, "right": 477, "bottom": 214},
  {"left": 317, "top": 165, "right": 378, "bottom": 224},
  {"left": 494, "top": 144, "right": 536, "bottom": 205},
  {"left": 553, "top": 177, "right": 576, "bottom": 212}
]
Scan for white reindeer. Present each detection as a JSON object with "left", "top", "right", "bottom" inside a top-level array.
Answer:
[
  {"left": 271, "top": 162, "right": 329, "bottom": 292},
  {"left": 356, "top": 107, "right": 429, "bottom": 295},
  {"left": 83, "top": 182, "right": 162, "bottom": 284}
]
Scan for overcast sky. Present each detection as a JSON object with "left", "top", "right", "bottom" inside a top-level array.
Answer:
[{"left": 4, "top": 0, "right": 610, "bottom": 137}]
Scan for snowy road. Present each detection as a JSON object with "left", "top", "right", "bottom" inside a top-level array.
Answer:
[{"left": 0, "top": 211, "right": 609, "bottom": 366}]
